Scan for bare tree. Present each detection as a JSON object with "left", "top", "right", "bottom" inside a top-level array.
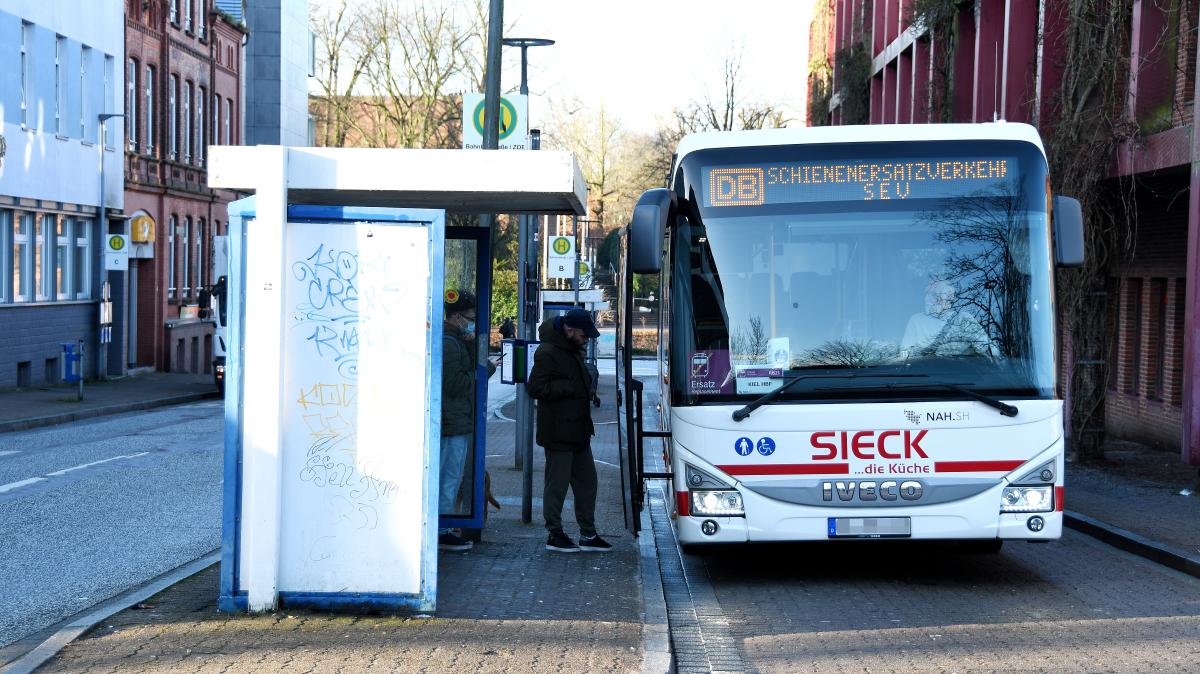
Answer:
[
  {"left": 311, "top": 0, "right": 489, "bottom": 150},
  {"left": 546, "top": 99, "right": 645, "bottom": 229},
  {"left": 310, "top": 0, "right": 376, "bottom": 147},
  {"left": 642, "top": 46, "right": 791, "bottom": 188}
]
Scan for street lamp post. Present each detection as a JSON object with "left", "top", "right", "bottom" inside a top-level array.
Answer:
[
  {"left": 502, "top": 36, "right": 554, "bottom": 524},
  {"left": 98, "top": 113, "right": 123, "bottom": 382}
]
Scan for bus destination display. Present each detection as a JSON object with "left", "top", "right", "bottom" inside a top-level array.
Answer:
[{"left": 705, "top": 157, "right": 1015, "bottom": 206}]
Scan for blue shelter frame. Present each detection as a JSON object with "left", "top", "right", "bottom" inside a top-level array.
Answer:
[
  {"left": 439, "top": 225, "right": 492, "bottom": 531},
  {"left": 219, "top": 199, "right": 445, "bottom": 613}
]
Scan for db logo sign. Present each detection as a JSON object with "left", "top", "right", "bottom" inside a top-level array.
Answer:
[{"left": 709, "top": 167, "right": 764, "bottom": 206}]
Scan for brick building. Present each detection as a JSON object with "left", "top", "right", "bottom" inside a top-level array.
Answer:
[
  {"left": 124, "top": 0, "right": 245, "bottom": 374},
  {"left": 810, "top": 0, "right": 1200, "bottom": 465}
]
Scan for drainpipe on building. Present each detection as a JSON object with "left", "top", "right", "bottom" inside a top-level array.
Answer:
[{"left": 1182, "top": 30, "right": 1200, "bottom": 475}]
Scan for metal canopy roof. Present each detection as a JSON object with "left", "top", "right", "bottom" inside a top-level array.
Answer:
[{"left": 208, "top": 146, "right": 588, "bottom": 215}]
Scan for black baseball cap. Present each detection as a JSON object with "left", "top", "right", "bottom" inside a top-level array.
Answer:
[
  {"left": 563, "top": 309, "right": 600, "bottom": 338},
  {"left": 444, "top": 289, "right": 477, "bottom": 316}
]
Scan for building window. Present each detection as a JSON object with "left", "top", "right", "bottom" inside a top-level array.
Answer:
[
  {"left": 74, "top": 218, "right": 91, "bottom": 300},
  {"left": 184, "top": 0, "right": 193, "bottom": 33},
  {"left": 104, "top": 55, "right": 114, "bottom": 148},
  {"left": 170, "top": 0, "right": 179, "bottom": 25},
  {"left": 0, "top": 210, "right": 9, "bottom": 303},
  {"left": 225, "top": 99, "right": 233, "bottom": 145},
  {"left": 168, "top": 215, "right": 177, "bottom": 299},
  {"left": 80, "top": 46, "right": 90, "bottom": 139},
  {"left": 21, "top": 22, "right": 31, "bottom": 128},
  {"left": 213, "top": 93, "right": 222, "bottom": 144},
  {"left": 193, "top": 218, "right": 203, "bottom": 293},
  {"left": 1126, "top": 278, "right": 1144, "bottom": 396},
  {"left": 197, "top": 0, "right": 206, "bottom": 40},
  {"left": 55, "top": 217, "right": 70, "bottom": 300},
  {"left": 1150, "top": 278, "right": 1168, "bottom": 401},
  {"left": 35, "top": 214, "right": 51, "bottom": 301},
  {"left": 128, "top": 58, "right": 139, "bottom": 150},
  {"left": 169, "top": 74, "right": 178, "bottom": 160},
  {"left": 56, "top": 36, "right": 66, "bottom": 135},
  {"left": 197, "top": 86, "right": 206, "bottom": 165},
  {"left": 145, "top": 65, "right": 155, "bottom": 154},
  {"left": 182, "top": 216, "right": 192, "bottom": 297},
  {"left": 13, "top": 212, "right": 31, "bottom": 302},
  {"left": 199, "top": 218, "right": 209, "bottom": 288},
  {"left": 183, "top": 82, "right": 192, "bottom": 163}
]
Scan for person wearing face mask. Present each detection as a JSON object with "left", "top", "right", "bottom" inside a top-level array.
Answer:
[
  {"left": 527, "top": 309, "right": 612, "bottom": 553},
  {"left": 439, "top": 289, "right": 495, "bottom": 551}
]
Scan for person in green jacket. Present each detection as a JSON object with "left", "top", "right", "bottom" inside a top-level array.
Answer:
[
  {"left": 526, "top": 309, "right": 612, "bottom": 553},
  {"left": 439, "top": 289, "right": 495, "bottom": 551}
]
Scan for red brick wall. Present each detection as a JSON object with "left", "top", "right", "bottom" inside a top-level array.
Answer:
[{"left": 1106, "top": 172, "right": 1190, "bottom": 450}]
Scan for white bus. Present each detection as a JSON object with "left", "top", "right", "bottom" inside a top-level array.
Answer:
[{"left": 615, "top": 123, "right": 1084, "bottom": 551}]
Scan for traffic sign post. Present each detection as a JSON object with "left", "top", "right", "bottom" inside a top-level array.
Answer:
[
  {"left": 462, "top": 93, "right": 529, "bottom": 149},
  {"left": 104, "top": 234, "right": 129, "bottom": 271},
  {"left": 546, "top": 234, "right": 576, "bottom": 279}
]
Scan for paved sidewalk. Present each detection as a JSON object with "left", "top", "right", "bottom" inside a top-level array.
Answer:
[
  {"left": 0, "top": 371, "right": 216, "bottom": 434},
  {"left": 1064, "top": 439, "right": 1200, "bottom": 571},
  {"left": 28, "top": 378, "right": 645, "bottom": 674},
  {"left": 3, "top": 365, "right": 1199, "bottom": 670}
]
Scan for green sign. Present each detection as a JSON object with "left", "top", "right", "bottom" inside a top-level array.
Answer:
[
  {"left": 552, "top": 237, "right": 572, "bottom": 255},
  {"left": 472, "top": 97, "right": 518, "bottom": 140}
]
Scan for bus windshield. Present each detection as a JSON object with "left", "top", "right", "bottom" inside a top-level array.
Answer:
[{"left": 670, "top": 140, "right": 1055, "bottom": 405}]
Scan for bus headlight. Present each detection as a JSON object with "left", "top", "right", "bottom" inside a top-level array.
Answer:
[
  {"left": 691, "top": 490, "right": 744, "bottom": 516},
  {"left": 1001, "top": 486, "right": 1053, "bottom": 513}
]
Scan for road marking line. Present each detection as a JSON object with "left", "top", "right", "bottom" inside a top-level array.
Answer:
[
  {"left": 0, "top": 477, "right": 47, "bottom": 493},
  {"left": 45, "top": 452, "right": 151, "bottom": 477},
  {"left": 0, "top": 451, "right": 20, "bottom": 457}
]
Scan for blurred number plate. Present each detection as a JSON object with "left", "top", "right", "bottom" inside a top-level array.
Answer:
[{"left": 828, "top": 517, "right": 911, "bottom": 538}]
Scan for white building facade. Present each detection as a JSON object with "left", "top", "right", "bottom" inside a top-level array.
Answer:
[{"left": 0, "top": 0, "right": 124, "bottom": 385}]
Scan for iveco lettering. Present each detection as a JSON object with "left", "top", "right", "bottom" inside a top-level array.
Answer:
[{"left": 614, "top": 123, "right": 1085, "bottom": 549}]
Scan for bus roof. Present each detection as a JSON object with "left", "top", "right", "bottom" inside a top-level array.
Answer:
[{"left": 673, "top": 122, "right": 1046, "bottom": 170}]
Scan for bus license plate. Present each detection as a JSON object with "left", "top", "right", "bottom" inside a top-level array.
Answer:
[{"left": 828, "top": 517, "right": 911, "bottom": 538}]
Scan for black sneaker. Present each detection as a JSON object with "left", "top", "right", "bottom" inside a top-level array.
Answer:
[
  {"left": 438, "top": 532, "right": 473, "bottom": 551},
  {"left": 579, "top": 535, "right": 613, "bottom": 552},
  {"left": 546, "top": 530, "right": 580, "bottom": 553}
]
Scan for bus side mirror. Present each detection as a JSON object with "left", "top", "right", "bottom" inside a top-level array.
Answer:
[
  {"left": 1053, "top": 196, "right": 1085, "bottom": 267},
  {"left": 629, "top": 188, "right": 674, "bottom": 274}
]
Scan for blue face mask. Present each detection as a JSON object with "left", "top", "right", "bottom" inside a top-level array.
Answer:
[{"left": 462, "top": 320, "right": 476, "bottom": 336}]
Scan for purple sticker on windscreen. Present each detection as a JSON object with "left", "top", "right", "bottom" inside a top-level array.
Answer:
[{"left": 689, "top": 350, "right": 733, "bottom": 396}]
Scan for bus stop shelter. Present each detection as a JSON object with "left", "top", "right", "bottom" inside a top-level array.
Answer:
[{"left": 208, "top": 146, "right": 586, "bottom": 613}]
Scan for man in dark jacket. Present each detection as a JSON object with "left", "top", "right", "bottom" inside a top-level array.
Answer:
[
  {"left": 526, "top": 309, "right": 612, "bottom": 553},
  {"left": 439, "top": 289, "right": 495, "bottom": 552}
]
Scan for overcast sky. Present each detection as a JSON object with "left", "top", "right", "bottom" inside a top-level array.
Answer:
[
  {"left": 312, "top": 0, "right": 817, "bottom": 135},
  {"left": 502, "top": 0, "right": 817, "bottom": 133}
]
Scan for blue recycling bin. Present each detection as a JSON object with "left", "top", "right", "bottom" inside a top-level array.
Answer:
[{"left": 60, "top": 342, "right": 82, "bottom": 383}]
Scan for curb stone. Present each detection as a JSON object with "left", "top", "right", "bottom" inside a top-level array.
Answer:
[
  {"left": 639, "top": 501, "right": 673, "bottom": 674},
  {"left": 1065, "top": 510, "right": 1200, "bottom": 579},
  {"left": 0, "top": 552, "right": 220, "bottom": 674},
  {"left": 0, "top": 393, "right": 217, "bottom": 434}
]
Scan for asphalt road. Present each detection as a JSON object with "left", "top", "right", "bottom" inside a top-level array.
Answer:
[
  {"left": 664, "top": 525, "right": 1200, "bottom": 672},
  {"left": 0, "top": 401, "right": 223, "bottom": 650}
]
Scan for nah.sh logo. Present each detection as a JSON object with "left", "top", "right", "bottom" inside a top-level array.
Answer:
[{"left": 903, "top": 410, "right": 921, "bottom": 425}]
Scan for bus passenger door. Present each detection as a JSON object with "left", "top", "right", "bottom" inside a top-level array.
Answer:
[{"left": 615, "top": 228, "right": 642, "bottom": 535}]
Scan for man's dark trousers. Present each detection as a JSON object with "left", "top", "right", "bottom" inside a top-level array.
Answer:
[{"left": 543, "top": 445, "right": 597, "bottom": 537}]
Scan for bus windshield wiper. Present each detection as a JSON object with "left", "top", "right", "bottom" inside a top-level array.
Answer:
[
  {"left": 814, "top": 381, "right": 1019, "bottom": 417},
  {"left": 732, "top": 372, "right": 927, "bottom": 422}
]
